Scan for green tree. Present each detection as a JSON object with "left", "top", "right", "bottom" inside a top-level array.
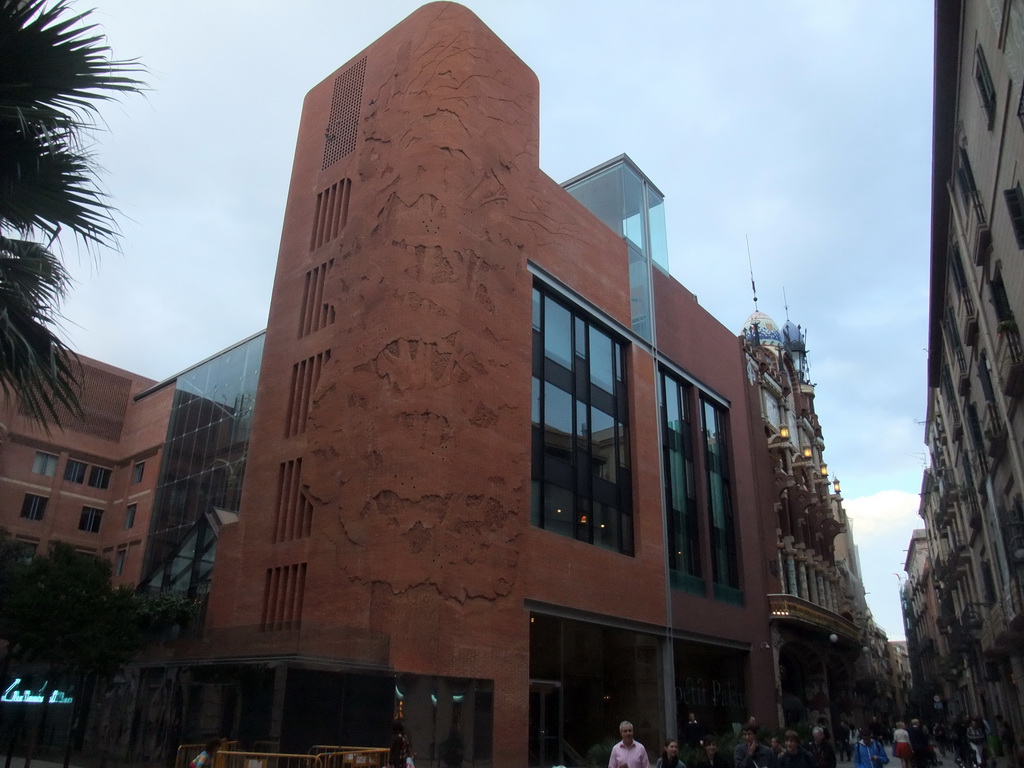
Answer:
[
  {"left": 0, "top": 0, "right": 143, "bottom": 426},
  {"left": 0, "top": 542, "right": 144, "bottom": 766}
]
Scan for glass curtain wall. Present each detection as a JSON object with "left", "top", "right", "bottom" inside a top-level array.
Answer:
[
  {"left": 140, "top": 333, "right": 265, "bottom": 595},
  {"left": 701, "top": 399, "right": 741, "bottom": 604},
  {"left": 529, "top": 613, "right": 663, "bottom": 768},
  {"left": 531, "top": 287, "right": 632, "bottom": 554},
  {"left": 661, "top": 371, "right": 703, "bottom": 594}
]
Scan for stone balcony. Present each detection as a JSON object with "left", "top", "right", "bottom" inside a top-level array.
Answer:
[{"left": 768, "top": 593, "right": 860, "bottom": 642}]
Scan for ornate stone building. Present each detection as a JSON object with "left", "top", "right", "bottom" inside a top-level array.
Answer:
[{"left": 742, "top": 311, "right": 896, "bottom": 726}]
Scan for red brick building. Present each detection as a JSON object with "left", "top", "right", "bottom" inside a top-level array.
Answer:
[
  {"left": 194, "top": 3, "right": 775, "bottom": 763},
  {"left": 1, "top": 4, "right": 800, "bottom": 765},
  {"left": 0, "top": 357, "right": 169, "bottom": 587}
]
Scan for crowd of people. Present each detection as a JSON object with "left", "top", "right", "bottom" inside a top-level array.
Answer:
[{"left": 606, "top": 713, "right": 1020, "bottom": 768}]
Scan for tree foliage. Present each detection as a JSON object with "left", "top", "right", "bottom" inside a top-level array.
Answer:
[
  {"left": 0, "top": 527, "right": 29, "bottom": 616},
  {"left": 0, "top": 541, "right": 143, "bottom": 677},
  {"left": 135, "top": 590, "right": 201, "bottom": 635},
  {"left": 0, "top": 0, "right": 144, "bottom": 426}
]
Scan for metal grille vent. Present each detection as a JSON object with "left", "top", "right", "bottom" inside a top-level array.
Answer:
[
  {"left": 20, "top": 363, "right": 131, "bottom": 441},
  {"left": 322, "top": 57, "right": 366, "bottom": 170}
]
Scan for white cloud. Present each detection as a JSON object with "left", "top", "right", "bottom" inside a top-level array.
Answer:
[
  {"left": 844, "top": 489, "right": 921, "bottom": 537},
  {"left": 844, "top": 490, "right": 923, "bottom": 640}
]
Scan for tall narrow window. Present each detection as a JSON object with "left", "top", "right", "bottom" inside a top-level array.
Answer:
[
  {"left": 531, "top": 287, "right": 632, "bottom": 554},
  {"left": 956, "top": 148, "right": 984, "bottom": 222},
  {"left": 661, "top": 372, "right": 702, "bottom": 593},
  {"left": 990, "top": 272, "right": 1014, "bottom": 323},
  {"left": 1004, "top": 184, "right": 1024, "bottom": 248},
  {"left": 132, "top": 462, "right": 145, "bottom": 484},
  {"left": 702, "top": 399, "right": 741, "bottom": 603},
  {"left": 975, "top": 45, "right": 997, "bottom": 129},
  {"left": 944, "top": 306, "right": 967, "bottom": 372}
]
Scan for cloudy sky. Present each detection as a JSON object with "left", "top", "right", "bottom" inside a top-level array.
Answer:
[{"left": 60, "top": 1, "right": 933, "bottom": 639}]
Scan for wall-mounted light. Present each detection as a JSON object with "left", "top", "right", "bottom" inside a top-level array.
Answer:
[
  {"left": 833, "top": 476, "right": 841, "bottom": 494},
  {"left": 779, "top": 425, "right": 790, "bottom": 439},
  {"left": 802, "top": 446, "right": 813, "bottom": 458},
  {"left": 820, "top": 464, "right": 829, "bottom": 477},
  {"left": 829, "top": 633, "right": 838, "bottom": 643}
]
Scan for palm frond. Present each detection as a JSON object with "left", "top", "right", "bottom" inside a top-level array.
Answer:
[
  {"left": 0, "top": 0, "right": 145, "bottom": 131},
  {"left": 0, "top": 120, "right": 118, "bottom": 245},
  {"left": 0, "top": 235, "right": 82, "bottom": 430},
  {"left": 0, "top": 0, "right": 145, "bottom": 247}
]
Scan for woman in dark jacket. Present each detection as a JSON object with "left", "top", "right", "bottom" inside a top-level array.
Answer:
[
  {"left": 389, "top": 719, "right": 412, "bottom": 768},
  {"left": 693, "top": 739, "right": 731, "bottom": 768}
]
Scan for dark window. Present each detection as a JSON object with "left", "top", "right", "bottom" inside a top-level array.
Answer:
[
  {"left": 20, "top": 494, "right": 47, "bottom": 521},
  {"left": 115, "top": 548, "right": 127, "bottom": 576},
  {"left": 990, "top": 272, "right": 1014, "bottom": 323},
  {"left": 88, "top": 466, "right": 111, "bottom": 490},
  {"left": 967, "top": 403, "right": 986, "bottom": 458},
  {"left": 132, "top": 462, "right": 145, "bottom": 484},
  {"left": 702, "top": 399, "right": 741, "bottom": 599},
  {"left": 1004, "top": 184, "right": 1024, "bottom": 248},
  {"left": 79, "top": 507, "right": 103, "bottom": 533},
  {"left": 975, "top": 45, "right": 997, "bottom": 129},
  {"left": 31, "top": 452, "right": 58, "bottom": 477},
  {"left": 949, "top": 242, "right": 968, "bottom": 297},
  {"left": 944, "top": 306, "right": 967, "bottom": 371},
  {"left": 63, "top": 459, "right": 86, "bottom": 484},
  {"left": 979, "top": 352, "right": 997, "bottom": 404},
  {"left": 531, "top": 286, "right": 632, "bottom": 554},
  {"left": 124, "top": 503, "right": 137, "bottom": 530},
  {"left": 956, "top": 148, "right": 985, "bottom": 223},
  {"left": 661, "top": 371, "right": 702, "bottom": 590}
]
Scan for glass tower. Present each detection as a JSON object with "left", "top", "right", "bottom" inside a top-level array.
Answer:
[{"left": 563, "top": 155, "right": 669, "bottom": 342}]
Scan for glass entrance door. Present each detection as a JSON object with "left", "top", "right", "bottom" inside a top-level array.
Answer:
[{"left": 528, "top": 680, "right": 561, "bottom": 768}]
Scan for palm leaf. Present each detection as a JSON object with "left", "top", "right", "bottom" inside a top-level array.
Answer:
[
  {"left": 0, "top": 0, "right": 144, "bottom": 129},
  {"left": 0, "top": 235, "right": 82, "bottom": 429},
  {"left": 0, "top": 0, "right": 144, "bottom": 248}
]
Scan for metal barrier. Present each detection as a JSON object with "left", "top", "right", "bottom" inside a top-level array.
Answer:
[
  {"left": 317, "top": 747, "right": 388, "bottom": 768},
  {"left": 218, "top": 750, "right": 323, "bottom": 768},
  {"left": 176, "top": 742, "right": 242, "bottom": 768}
]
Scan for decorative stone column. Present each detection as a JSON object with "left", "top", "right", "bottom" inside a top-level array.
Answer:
[{"left": 786, "top": 552, "right": 799, "bottom": 595}]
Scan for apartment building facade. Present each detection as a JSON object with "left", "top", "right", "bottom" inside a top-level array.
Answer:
[{"left": 911, "top": 0, "right": 1024, "bottom": 727}]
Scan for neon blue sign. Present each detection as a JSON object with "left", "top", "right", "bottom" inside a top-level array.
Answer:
[{"left": 2, "top": 679, "right": 73, "bottom": 705}]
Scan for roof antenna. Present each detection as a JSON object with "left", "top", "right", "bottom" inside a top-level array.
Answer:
[
  {"left": 783, "top": 286, "right": 790, "bottom": 322},
  {"left": 746, "top": 234, "right": 758, "bottom": 312}
]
